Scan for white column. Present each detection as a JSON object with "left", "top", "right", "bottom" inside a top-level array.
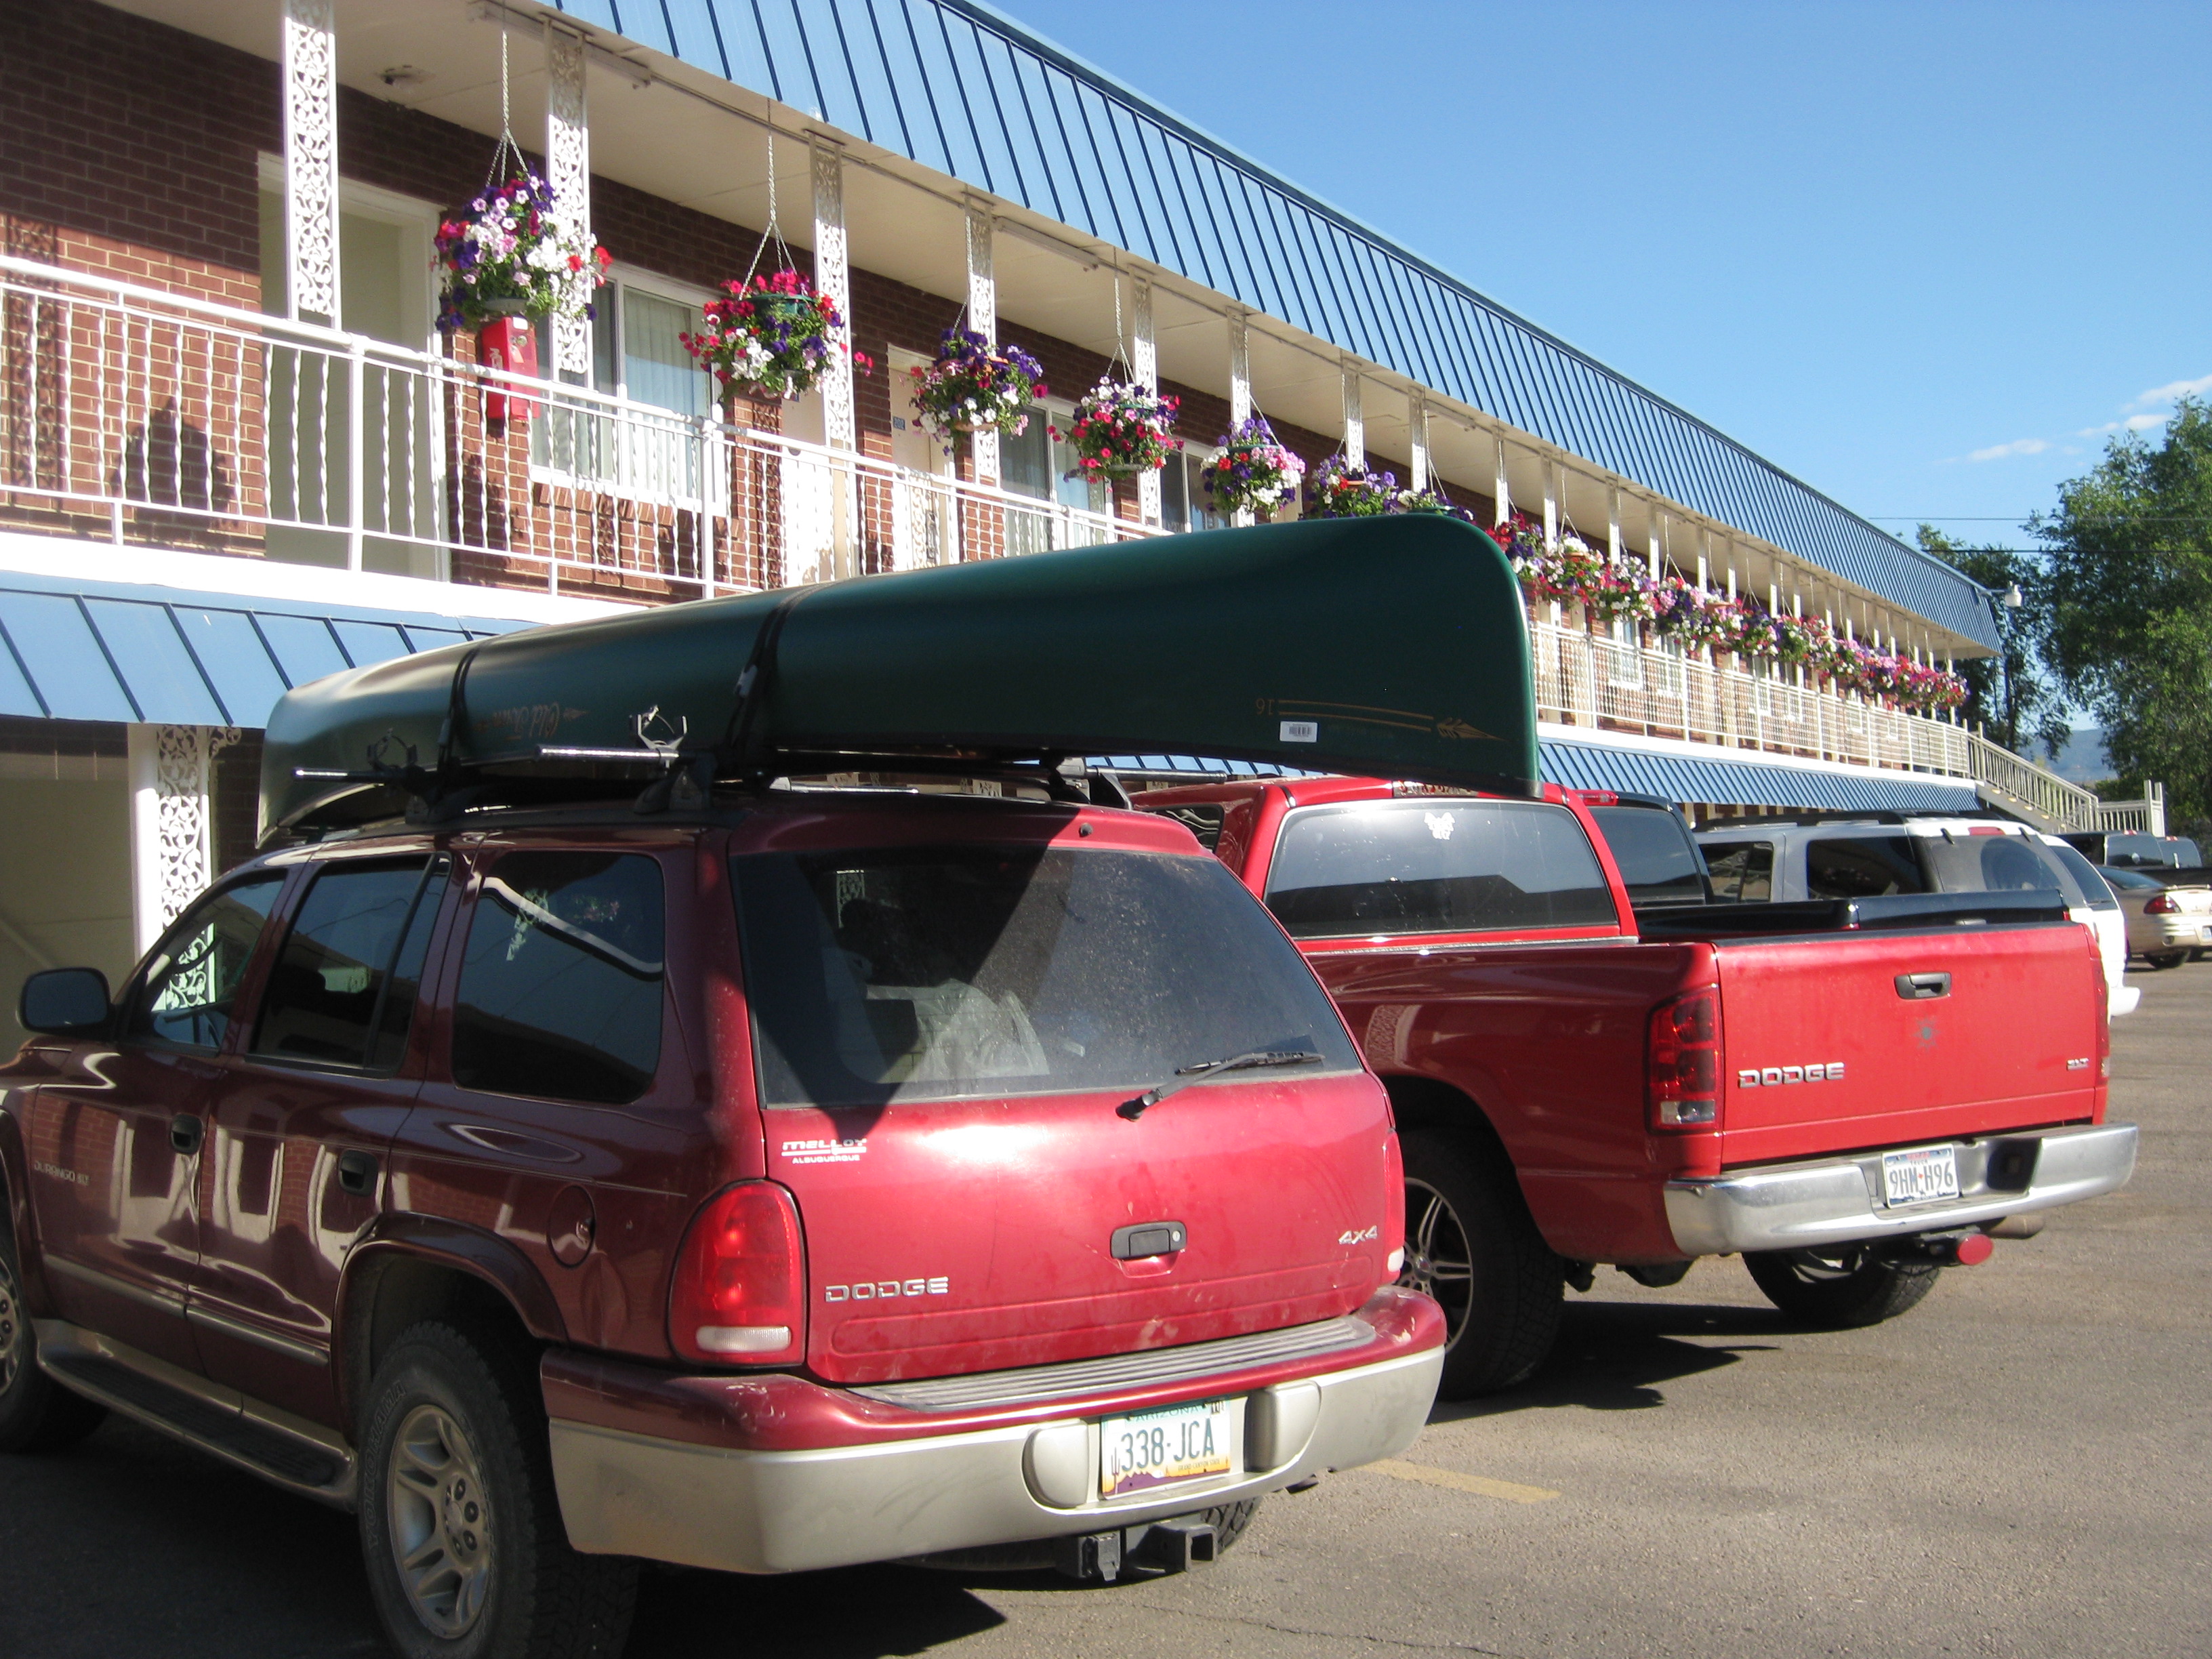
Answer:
[
  {"left": 128, "top": 726, "right": 222, "bottom": 954},
  {"left": 1227, "top": 311, "right": 1252, "bottom": 527},
  {"left": 812, "top": 138, "right": 855, "bottom": 453},
  {"left": 964, "top": 199, "right": 998, "bottom": 486},
  {"left": 1542, "top": 462, "right": 1558, "bottom": 546},
  {"left": 281, "top": 0, "right": 340, "bottom": 325},
  {"left": 1407, "top": 393, "right": 1429, "bottom": 493},
  {"left": 1493, "top": 437, "right": 1511, "bottom": 525},
  {"left": 1607, "top": 488, "right": 1622, "bottom": 564},
  {"left": 545, "top": 21, "right": 592, "bottom": 380},
  {"left": 1341, "top": 364, "right": 1364, "bottom": 469},
  {"left": 1132, "top": 275, "right": 1161, "bottom": 528},
  {"left": 1650, "top": 503, "right": 1666, "bottom": 579}
]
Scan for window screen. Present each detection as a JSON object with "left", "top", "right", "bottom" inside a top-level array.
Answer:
[
  {"left": 1704, "top": 840, "right": 1775, "bottom": 903},
  {"left": 129, "top": 875, "right": 286, "bottom": 1050},
  {"left": 451, "top": 853, "right": 665, "bottom": 1105},
  {"left": 1804, "top": 836, "right": 1926, "bottom": 900},
  {"left": 1589, "top": 806, "right": 1708, "bottom": 907},
  {"left": 252, "top": 857, "right": 447, "bottom": 1067},
  {"left": 1265, "top": 801, "right": 1617, "bottom": 938},
  {"left": 733, "top": 844, "right": 1357, "bottom": 1109}
]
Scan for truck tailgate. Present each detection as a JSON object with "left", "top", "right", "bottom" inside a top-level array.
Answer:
[{"left": 1714, "top": 922, "right": 2104, "bottom": 1165}]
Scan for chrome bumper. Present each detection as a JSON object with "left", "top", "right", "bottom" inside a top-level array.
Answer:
[
  {"left": 1663, "top": 1122, "right": 2138, "bottom": 1256},
  {"left": 548, "top": 1344, "right": 1441, "bottom": 1575}
]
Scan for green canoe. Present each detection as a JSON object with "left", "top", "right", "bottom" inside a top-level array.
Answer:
[{"left": 260, "top": 515, "right": 1536, "bottom": 838}]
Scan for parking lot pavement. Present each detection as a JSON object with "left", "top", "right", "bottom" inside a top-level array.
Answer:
[{"left": 4, "top": 968, "right": 2208, "bottom": 1659}]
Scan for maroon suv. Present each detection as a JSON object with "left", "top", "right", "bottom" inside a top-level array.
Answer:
[{"left": 0, "top": 788, "right": 1441, "bottom": 1658}]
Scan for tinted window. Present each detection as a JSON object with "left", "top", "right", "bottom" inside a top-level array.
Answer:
[
  {"left": 2098, "top": 864, "right": 2164, "bottom": 892},
  {"left": 128, "top": 876, "right": 286, "bottom": 1050},
  {"left": 1590, "top": 806, "right": 1708, "bottom": 907},
  {"left": 1148, "top": 802, "right": 1225, "bottom": 852},
  {"left": 1919, "top": 833, "right": 2079, "bottom": 902},
  {"left": 452, "top": 853, "right": 665, "bottom": 1105},
  {"left": 2040, "top": 841, "right": 2118, "bottom": 911},
  {"left": 2108, "top": 833, "right": 2202, "bottom": 867},
  {"left": 1704, "top": 840, "right": 1775, "bottom": 903},
  {"left": 252, "top": 858, "right": 448, "bottom": 1067},
  {"left": 733, "top": 846, "right": 1358, "bottom": 1109},
  {"left": 1265, "top": 801, "right": 1616, "bottom": 938},
  {"left": 1804, "top": 836, "right": 1926, "bottom": 900}
]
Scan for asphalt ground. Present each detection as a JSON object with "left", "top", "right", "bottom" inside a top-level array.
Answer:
[{"left": 3, "top": 967, "right": 2205, "bottom": 1659}]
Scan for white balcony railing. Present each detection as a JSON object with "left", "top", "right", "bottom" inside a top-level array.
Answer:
[
  {"left": 0, "top": 255, "right": 1153, "bottom": 598},
  {"left": 0, "top": 255, "right": 2159, "bottom": 828}
]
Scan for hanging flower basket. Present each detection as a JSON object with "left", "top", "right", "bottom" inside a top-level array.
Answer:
[
  {"left": 1202, "top": 415, "right": 1307, "bottom": 518},
  {"left": 909, "top": 329, "right": 1046, "bottom": 451},
  {"left": 679, "top": 269, "right": 873, "bottom": 404},
  {"left": 1307, "top": 455, "right": 1399, "bottom": 519},
  {"left": 1051, "top": 378, "right": 1181, "bottom": 480},
  {"left": 435, "top": 169, "right": 609, "bottom": 333},
  {"left": 1394, "top": 485, "right": 1476, "bottom": 520}
]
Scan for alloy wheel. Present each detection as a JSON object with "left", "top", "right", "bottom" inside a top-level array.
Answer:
[
  {"left": 1399, "top": 1178, "right": 1476, "bottom": 1349},
  {"left": 386, "top": 1403, "right": 494, "bottom": 1639},
  {"left": 0, "top": 1256, "right": 22, "bottom": 1396}
]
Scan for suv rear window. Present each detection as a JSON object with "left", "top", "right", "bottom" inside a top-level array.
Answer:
[
  {"left": 1265, "top": 800, "right": 1616, "bottom": 938},
  {"left": 1805, "top": 835, "right": 1926, "bottom": 899},
  {"left": 1589, "top": 806, "right": 1708, "bottom": 907},
  {"left": 1919, "top": 832, "right": 2083, "bottom": 905},
  {"left": 733, "top": 845, "right": 1358, "bottom": 1108}
]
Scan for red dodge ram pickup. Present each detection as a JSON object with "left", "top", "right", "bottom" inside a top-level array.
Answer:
[{"left": 1141, "top": 776, "right": 2139, "bottom": 1396}]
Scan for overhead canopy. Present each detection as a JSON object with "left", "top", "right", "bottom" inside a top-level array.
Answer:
[{"left": 261, "top": 516, "right": 1536, "bottom": 836}]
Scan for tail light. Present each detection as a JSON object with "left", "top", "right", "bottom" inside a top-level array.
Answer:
[
  {"left": 2144, "top": 892, "right": 2179, "bottom": 914},
  {"left": 2092, "top": 932, "right": 2112, "bottom": 1082},
  {"left": 669, "top": 1182, "right": 806, "bottom": 1366},
  {"left": 1648, "top": 987, "right": 1721, "bottom": 1130}
]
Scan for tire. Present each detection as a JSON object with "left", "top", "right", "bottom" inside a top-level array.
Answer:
[
  {"left": 356, "top": 1322, "right": 637, "bottom": 1659},
  {"left": 0, "top": 1225, "right": 107, "bottom": 1454},
  {"left": 1185, "top": 1496, "right": 1261, "bottom": 1557},
  {"left": 1398, "top": 1130, "right": 1563, "bottom": 1398},
  {"left": 1743, "top": 1244, "right": 1939, "bottom": 1328},
  {"left": 2146, "top": 950, "right": 2187, "bottom": 970}
]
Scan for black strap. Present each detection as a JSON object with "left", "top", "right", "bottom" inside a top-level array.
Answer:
[{"left": 720, "top": 589, "right": 810, "bottom": 771}]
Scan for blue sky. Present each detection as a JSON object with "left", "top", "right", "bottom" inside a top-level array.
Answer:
[{"left": 1000, "top": 0, "right": 2211, "bottom": 552}]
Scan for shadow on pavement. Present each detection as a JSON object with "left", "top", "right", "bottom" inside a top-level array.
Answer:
[
  {"left": 1431, "top": 1298, "right": 1789, "bottom": 1420},
  {"left": 630, "top": 1563, "right": 1011, "bottom": 1656}
]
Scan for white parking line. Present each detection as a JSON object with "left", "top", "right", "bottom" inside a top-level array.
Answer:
[{"left": 1369, "top": 1458, "right": 1560, "bottom": 1504}]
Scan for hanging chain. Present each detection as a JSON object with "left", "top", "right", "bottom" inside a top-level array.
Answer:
[
  {"left": 741, "top": 124, "right": 796, "bottom": 285},
  {"left": 484, "top": 2, "right": 521, "bottom": 190}
]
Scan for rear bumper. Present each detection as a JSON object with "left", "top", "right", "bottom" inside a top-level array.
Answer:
[
  {"left": 545, "top": 1288, "right": 1443, "bottom": 1574},
  {"left": 2141, "top": 916, "right": 2212, "bottom": 950},
  {"left": 1662, "top": 1122, "right": 2137, "bottom": 1256}
]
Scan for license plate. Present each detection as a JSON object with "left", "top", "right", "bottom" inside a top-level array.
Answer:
[
  {"left": 2198, "top": 925, "right": 2211, "bottom": 941},
  {"left": 1882, "top": 1145, "right": 1961, "bottom": 1206},
  {"left": 1099, "top": 1399, "right": 1234, "bottom": 1499}
]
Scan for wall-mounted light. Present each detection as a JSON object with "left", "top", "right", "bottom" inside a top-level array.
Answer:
[{"left": 2003, "top": 583, "right": 2024, "bottom": 609}]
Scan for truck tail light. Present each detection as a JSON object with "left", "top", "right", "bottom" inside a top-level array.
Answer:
[
  {"left": 1648, "top": 987, "right": 1721, "bottom": 1130},
  {"left": 2092, "top": 933, "right": 2112, "bottom": 1082},
  {"left": 2144, "top": 892, "right": 2179, "bottom": 914},
  {"left": 669, "top": 1182, "right": 806, "bottom": 1366}
]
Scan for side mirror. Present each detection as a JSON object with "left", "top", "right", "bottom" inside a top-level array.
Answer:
[{"left": 19, "top": 968, "right": 112, "bottom": 1036}]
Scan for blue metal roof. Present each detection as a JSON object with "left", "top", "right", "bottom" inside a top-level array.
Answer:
[
  {"left": 1540, "top": 738, "right": 1979, "bottom": 814},
  {"left": 0, "top": 573, "right": 538, "bottom": 730},
  {"left": 554, "top": 0, "right": 1998, "bottom": 649}
]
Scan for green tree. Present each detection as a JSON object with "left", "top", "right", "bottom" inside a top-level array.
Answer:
[
  {"left": 2035, "top": 398, "right": 2212, "bottom": 818},
  {"left": 1914, "top": 526, "right": 2066, "bottom": 758}
]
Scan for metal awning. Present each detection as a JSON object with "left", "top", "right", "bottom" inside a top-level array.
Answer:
[
  {"left": 1540, "top": 737, "right": 1979, "bottom": 813},
  {"left": 0, "top": 571, "right": 542, "bottom": 731}
]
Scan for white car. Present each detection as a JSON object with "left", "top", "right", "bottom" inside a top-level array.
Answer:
[
  {"left": 2096, "top": 863, "right": 2212, "bottom": 968},
  {"left": 1697, "top": 816, "right": 2137, "bottom": 1018}
]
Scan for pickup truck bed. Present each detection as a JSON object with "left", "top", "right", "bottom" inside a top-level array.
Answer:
[{"left": 1141, "top": 777, "right": 2135, "bottom": 1397}]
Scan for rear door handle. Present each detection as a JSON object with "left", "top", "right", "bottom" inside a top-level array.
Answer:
[
  {"left": 336, "top": 1149, "right": 379, "bottom": 1197},
  {"left": 169, "top": 1114, "right": 203, "bottom": 1155},
  {"left": 1895, "top": 972, "right": 1951, "bottom": 1000}
]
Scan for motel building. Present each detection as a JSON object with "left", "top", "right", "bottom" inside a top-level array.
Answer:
[{"left": 0, "top": 0, "right": 2158, "bottom": 1044}]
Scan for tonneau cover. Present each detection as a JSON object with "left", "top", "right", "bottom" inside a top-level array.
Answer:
[{"left": 260, "top": 517, "right": 1534, "bottom": 837}]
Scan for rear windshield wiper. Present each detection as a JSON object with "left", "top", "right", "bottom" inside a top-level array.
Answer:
[{"left": 1118, "top": 1049, "right": 1324, "bottom": 1120}]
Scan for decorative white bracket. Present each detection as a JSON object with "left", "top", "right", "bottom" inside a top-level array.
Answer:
[
  {"left": 1227, "top": 311, "right": 1252, "bottom": 527},
  {"left": 964, "top": 199, "right": 998, "bottom": 485},
  {"left": 282, "top": 0, "right": 340, "bottom": 325},
  {"left": 545, "top": 22, "right": 592, "bottom": 379},
  {"left": 813, "top": 137, "right": 855, "bottom": 453},
  {"left": 1408, "top": 393, "right": 1429, "bottom": 493},
  {"left": 1132, "top": 276, "right": 1160, "bottom": 527},
  {"left": 128, "top": 725, "right": 242, "bottom": 954},
  {"left": 1341, "top": 364, "right": 1364, "bottom": 470}
]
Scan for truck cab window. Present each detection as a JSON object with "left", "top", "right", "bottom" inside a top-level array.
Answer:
[{"left": 1804, "top": 836, "right": 1927, "bottom": 901}]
